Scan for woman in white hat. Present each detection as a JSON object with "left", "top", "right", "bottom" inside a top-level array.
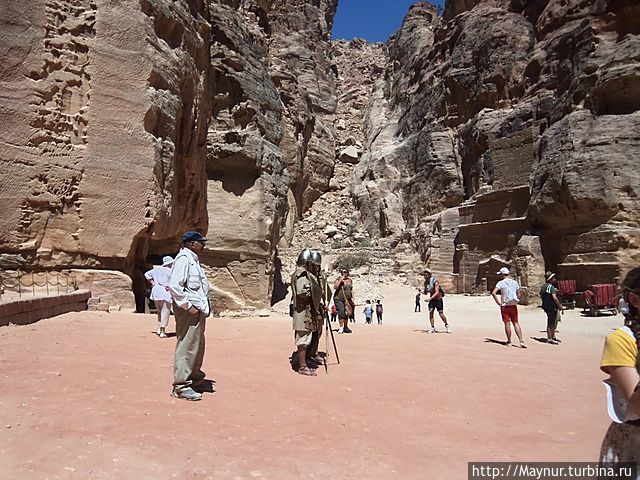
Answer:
[{"left": 144, "top": 256, "right": 174, "bottom": 338}]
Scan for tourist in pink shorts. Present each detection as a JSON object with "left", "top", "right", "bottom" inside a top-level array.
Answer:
[{"left": 491, "top": 267, "right": 526, "bottom": 348}]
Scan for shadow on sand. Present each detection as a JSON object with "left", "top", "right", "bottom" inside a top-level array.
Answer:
[
  {"left": 150, "top": 331, "right": 177, "bottom": 338},
  {"left": 484, "top": 338, "right": 511, "bottom": 346},
  {"left": 530, "top": 336, "right": 561, "bottom": 344},
  {"left": 193, "top": 379, "right": 216, "bottom": 394}
]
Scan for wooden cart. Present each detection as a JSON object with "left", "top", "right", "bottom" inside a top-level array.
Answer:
[{"left": 583, "top": 284, "right": 618, "bottom": 316}]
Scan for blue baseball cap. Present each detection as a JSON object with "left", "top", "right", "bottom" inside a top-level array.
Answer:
[{"left": 182, "top": 231, "right": 208, "bottom": 243}]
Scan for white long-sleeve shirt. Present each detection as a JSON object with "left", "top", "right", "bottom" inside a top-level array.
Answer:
[
  {"left": 168, "top": 247, "right": 210, "bottom": 316},
  {"left": 144, "top": 266, "right": 172, "bottom": 302}
]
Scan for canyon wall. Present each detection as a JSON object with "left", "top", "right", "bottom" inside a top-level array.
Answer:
[
  {"left": 0, "top": 0, "right": 338, "bottom": 310},
  {"left": 1, "top": 0, "right": 638, "bottom": 309},
  {"left": 352, "top": 0, "right": 640, "bottom": 295}
]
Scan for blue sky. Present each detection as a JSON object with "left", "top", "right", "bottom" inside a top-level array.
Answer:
[{"left": 332, "top": 0, "right": 445, "bottom": 43}]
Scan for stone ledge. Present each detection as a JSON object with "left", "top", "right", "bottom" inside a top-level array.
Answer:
[{"left": 0, "top": 289, "right": 92, "bottom": 327}]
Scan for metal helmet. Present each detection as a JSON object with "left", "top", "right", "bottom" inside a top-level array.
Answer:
[
  {"left": 296, "top": 248, "right": 312, "bottom": 267},
  {"left": 310, "top": 250, "right": 322, "bottom": 266}
]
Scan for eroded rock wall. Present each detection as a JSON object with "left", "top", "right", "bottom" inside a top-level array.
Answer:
[
  {"left": 267, "top": 0, "right": 338, "bottom": 245},
  {"left": 203, "top": 1, "right": 288, "bottom": 310},
  {"left": 0, "top": 0, "right": 211, "bottom": 278},
  {"left": 0, "top": 0, "right": 343, "bottom": 310},
  {"left": 352, "top": 0, "right": 640, "bottom": 294}
]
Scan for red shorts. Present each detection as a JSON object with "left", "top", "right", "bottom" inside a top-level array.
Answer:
[{"left": 500, "top": 305, "right": 519, "bottom": 323}]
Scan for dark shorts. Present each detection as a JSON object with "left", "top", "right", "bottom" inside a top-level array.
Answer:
[
  {"left": 428, "top": 298, "right": 444, "bottom": 313},
  {"left": 545, "top": 308, "right": 559, "bottom": 328},
  {"left": 334, "top": 297, "right": 349, "bottom": 320}
]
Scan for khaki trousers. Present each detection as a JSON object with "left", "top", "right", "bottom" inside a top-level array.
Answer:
[
  {"left": 154, "top": 300, "right": 171, "bottom": 327},
  {"left": 173, "top": 306, "right": 206, "bottom": 390}
]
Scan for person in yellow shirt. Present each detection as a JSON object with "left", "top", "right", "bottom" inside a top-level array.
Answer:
[{"left": 599, "top": 267, "right": 640, "bottom": 468}]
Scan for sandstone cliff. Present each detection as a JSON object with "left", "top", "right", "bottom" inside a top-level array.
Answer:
[
  {"left": 0, "top": 0, "right": 212, "bottom": 304},
  {"left": 351, "top": 0, "right": 640, "bottom": 295},
  {"left": 1, "top": 0, "right": 638, "bottom": 310},
  {"left": 0, "top": 0, "right": 338, "bottom": 310}
]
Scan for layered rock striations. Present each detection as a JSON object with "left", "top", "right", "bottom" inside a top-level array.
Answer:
[
  {"left": 352, "top": 0, "right": 640, "bottom": 295},
  {"left": 0, "top": 0, "right": 212, "bottom": 304},
  {"left": 204, "top": 0, "right": 340, "bottom": 309},
  {"left": 0, "top": 0, "right": 339, "bottom": 310},
  {"left": 1, "top": 0, "right": 638, "bottom": 309},
  {"left": 204, "top": 1, "right": 288, "bottom": 309}
]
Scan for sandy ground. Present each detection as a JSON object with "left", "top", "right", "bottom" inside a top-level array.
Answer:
[{"left": 0, "top": 283, "right": 623, "bottom": 480}]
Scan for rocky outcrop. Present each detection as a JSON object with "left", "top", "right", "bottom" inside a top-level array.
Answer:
[
  {"left": 204, "top": 0, "right": 340, "bottom": 310},
  {"left": 1, "top": 0, "right": 637, "bottom": 309},
  {"left": 0, "top": 0, "right": 212, "bottom": 287},
  {"left": 352, "top": 0, "right": 640, "bottom": 294},
  {"left": 268, "top": 0, "right": 339, "bottom": 244},
  {"left": 354, "top": 4, "right": 464, "bottom": 243},
  {"left": 277, "top": 38, "right": 390, "bottom": 293},
  {"left": 203, "top": 1, "right": 288, "bottom": 310},
  {"left": 0, "top": 0, "right": 339, "bottom": 310}
]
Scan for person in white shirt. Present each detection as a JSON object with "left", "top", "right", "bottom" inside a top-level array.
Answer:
[
  {"left": 167, "top": 231, "right": 212, "bottom": 401},
  {"left": 491, "top": 267, "right": 526, "bottom": 348},
  {"left": 144, "top": 256, "right": 174, "bottom": 338}
]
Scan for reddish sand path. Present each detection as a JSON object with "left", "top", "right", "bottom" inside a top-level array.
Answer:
[{"left": 0, "top": 295, "right": 620, "bottom": 479}]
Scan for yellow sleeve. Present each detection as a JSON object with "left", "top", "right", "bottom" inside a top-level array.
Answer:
[{"left": 601, "top": 329, "right": 638, "bottom": 372}]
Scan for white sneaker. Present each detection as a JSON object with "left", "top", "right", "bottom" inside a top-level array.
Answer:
[
  {"left": 338, "top": 327, "right": 344, "bottom": 334},
  {"left": 445, "top": 325, "right": 451, "bottom": 334},
  {"left": 156, "top": 328, "right": 162, "bottom": 336},
  {"left": 428, "top": 327, "right": 437, "bottom": 333},
  {"left": 159, "top": 331, "right": 168, "bottom": 338}
]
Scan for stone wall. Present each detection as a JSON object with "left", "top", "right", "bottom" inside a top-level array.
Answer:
[{"left": 0, "top": 289, "right": 91, "bottom": 327}]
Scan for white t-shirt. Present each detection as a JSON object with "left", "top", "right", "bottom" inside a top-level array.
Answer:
[{"left": 495, "top": 278, "right": 520, "bottom": 306}]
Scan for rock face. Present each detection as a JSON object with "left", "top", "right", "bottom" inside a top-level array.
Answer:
[
  {"left": 0, "top": 0, "right": 335, "bottom": 312},
  {"left": 205, "top": 0, "right": 340, "bottom": 310},
  {"left": 1, "top": 0, "right": 638, "bottom": 308},
  {"left": 268, "top": 0, "right": 339, "bottom": 245},
  {"left": 0, "top": 0, "right": 338, "bottom": 310},
  {"left": 204, "top": 1, "right": 288, "bottom": 310},
  {"left": 352, "top": 0, "right": 640, "bottom": 296},
  {"left": 0, "top": 0, "right": 212, "bottom": 300}
]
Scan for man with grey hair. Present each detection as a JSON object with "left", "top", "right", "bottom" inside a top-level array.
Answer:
[{"left": 168, "top": 231, "right": 212, "bottom": 400}]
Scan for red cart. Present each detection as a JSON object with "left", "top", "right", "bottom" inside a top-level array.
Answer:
[
  {"left": 557, "top": 279, "right": 577, "bottom": 309},
  {"left": 583, "top": 284, "right": 618, "bottom": 316}
]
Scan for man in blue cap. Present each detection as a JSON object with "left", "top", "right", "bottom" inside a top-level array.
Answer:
[{"left": 167, "top": 231, "right": 212, "bottom": 400}]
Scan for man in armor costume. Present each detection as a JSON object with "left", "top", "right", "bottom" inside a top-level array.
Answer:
[
  {"left": 290, "top": 248, "right": 323, "bottom": 376},
  {"left": 306, "top": 250, "right": 331, "bottom": 367}
]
